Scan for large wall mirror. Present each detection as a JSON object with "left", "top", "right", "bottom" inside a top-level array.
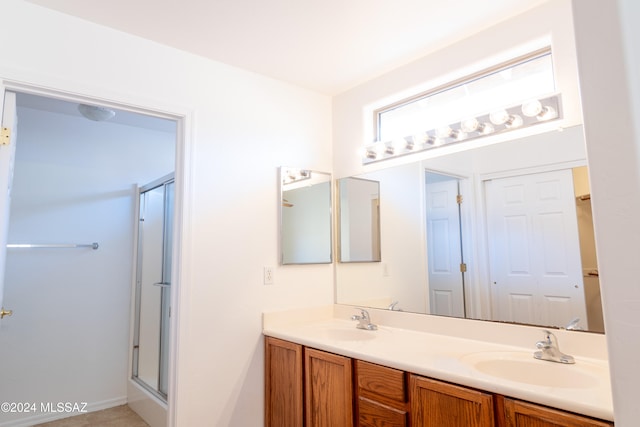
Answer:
[
  {"left": 280, "top": 167, "right": 332, "bottom": 264},
  {"left": 335, "top": 125, "right": 604, "bottom": 333}
]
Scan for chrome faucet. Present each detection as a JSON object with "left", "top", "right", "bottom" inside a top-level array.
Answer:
[
  {"left": 351, "top": 309, "right": 378, "bottom": 330},
  {"left": 387, "top": 301, "right": 401, "bottom": 311},
  {"left": 534, "top": 330, "right": 575, "bottom": 364},
  {"left": 564, "top": 317, "right": 584, "bottom": 331}
]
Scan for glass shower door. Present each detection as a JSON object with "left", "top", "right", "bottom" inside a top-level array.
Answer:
[{"left": 132, "top": 175, "right": 174, "bottom": 401}]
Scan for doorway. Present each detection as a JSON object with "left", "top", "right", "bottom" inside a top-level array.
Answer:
[
  {"left": 424, "top": 171, "right": 467, "bottom": 318},
  {"left": 0, "top": 88, "right": 181, "bottom": 427}
]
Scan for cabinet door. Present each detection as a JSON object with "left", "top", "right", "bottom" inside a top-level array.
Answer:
[
  {"left": 264, "top": 337, "right": 303, "bottom": 427},
  {"left": 410, "top": 375, "right": 494, "bottom": 427},
  {"left": 503, "top": 398, "right": 613, "bottom": 427},
  {"left": 305, "top": 347, "right": 354, "bottom": 427}
]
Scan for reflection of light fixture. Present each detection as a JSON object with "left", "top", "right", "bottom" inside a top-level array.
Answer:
[
  {"left": 362, "top": 94, "right": 562, "bottom": 164},
  {"left": 78, "top": 104, "right": 116, "bottom": 121},
  {"left": 282, "top": 198, "right": 294, "bottom": 208},
  {"left": 282, "top": 168, "right": 311, "bottom": 185}
]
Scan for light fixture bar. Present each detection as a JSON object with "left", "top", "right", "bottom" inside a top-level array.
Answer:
[{"left": 362, "top": 94, "right": 562, "bottom": 164}]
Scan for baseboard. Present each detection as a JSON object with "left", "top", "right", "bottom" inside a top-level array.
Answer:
[{"left": 0, "top": 396, "right": 127, "bottom": 427}]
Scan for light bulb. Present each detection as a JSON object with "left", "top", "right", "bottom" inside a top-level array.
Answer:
[
  {"left": 489, "top": 109, "right": 510, "bottom": 125},
  {"left": 460, "top": 118, "right": 479, "bottom": 133},
  {"left": 522, "top": 100, "right": 543, "bottom": 117},
  {"left": 537, "top": 106, "right": 558, "bottom": 121},
  {"left": 374, "top": 143, "right": 387, "bottom": 155},
  {"left": 505, "top": 114, "right": 523, "bottom": 128},
  {"left": 478, "top": 122, "right": 495, "bottom": 135},
  {"left": 412, "top": 133, "right": 427, "bottom": 145},
  {"left": 436, "top": 126, "right": 454, "bottom": 139},
  {"left": 453, "top": 130, "right": 467, "bottom": 140},
  {"left": 365, "top": 150, "right": 377, "bottom": 159}
]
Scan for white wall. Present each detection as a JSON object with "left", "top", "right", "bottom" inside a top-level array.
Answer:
[
  {"left": 0, "top": 105, "right": 174, "bottom": 426},
  {"left": 0, "top": 1, "right": 333, "bottom": 426},
  {"left": 572, "top": 1, "right": 640, "bottom": 425}
]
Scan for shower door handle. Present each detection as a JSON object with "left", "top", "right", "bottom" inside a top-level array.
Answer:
[
  {"left": 1, "top": 307, "right": 13, "bottom": 319},
  {"left": 153, "top": 282, "right": 171, "bottom": 288}
]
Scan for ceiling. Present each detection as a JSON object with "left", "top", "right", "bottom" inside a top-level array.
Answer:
[
  {"left": 25, "top": 0, "right": 548, "bottom": 96},
  {"left": 16, "top": 92, "right": 177, "bottom": 132}
]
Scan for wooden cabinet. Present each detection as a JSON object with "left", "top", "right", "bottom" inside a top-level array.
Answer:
[
  {"left": 305, "top": 347, "right": 354, "bottom": 427},
  {"left": 410, "top": 374, "right": 495, "bottom": 427},
  {"left": 264, "top": 337, "right": 304, "bottom": 427},
  {"left": 355, "top": 360, "right": 409, "bottom": 427},
  {"left": 264, "top": 337, "right": 614, "bottom": 427},
  {"left": 502, "top": 398, "right": 614, "bottom": 427}
]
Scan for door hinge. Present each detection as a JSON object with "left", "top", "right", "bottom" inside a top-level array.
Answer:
[
  {"left": 1, "top": 127, "right": 10, "bottom": 145},
  {"left": 460, "top": 263, "right": 467, "bottom": 273},
  {"left": 456, "top": 194, "right": 463, "bottom": 204}
]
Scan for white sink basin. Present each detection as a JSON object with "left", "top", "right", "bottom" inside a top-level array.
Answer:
[{"left": 460, "top": 351, "right": 605, "bottom": 388}]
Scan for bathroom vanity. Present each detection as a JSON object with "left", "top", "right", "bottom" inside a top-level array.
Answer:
[{"left": 263, "top": 306, "right": 613, "bottom": 427}]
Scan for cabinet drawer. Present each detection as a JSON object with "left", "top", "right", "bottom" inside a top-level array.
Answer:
[
  {"left": 356, "top": 360, "right": 406, "bottom": 403},
  {"left": 358, "top": 397, "right": 408, "bottom": 427}
]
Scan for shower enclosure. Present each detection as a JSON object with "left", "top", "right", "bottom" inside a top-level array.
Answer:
[{"left": 132, "top": 173, "right": 174, "bottom": 401}]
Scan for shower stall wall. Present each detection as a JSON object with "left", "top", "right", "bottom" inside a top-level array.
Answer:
[{"left": 132, "top": 173, "right": 174, "bottom": 401}]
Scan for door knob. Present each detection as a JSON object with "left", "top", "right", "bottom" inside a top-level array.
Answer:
[{"left": 0, "top": 308, "right": 13, "bottom": 319}]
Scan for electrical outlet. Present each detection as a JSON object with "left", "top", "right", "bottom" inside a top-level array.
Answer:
[{"left": 264, "top": 266, "right": 274, "bottom": 285}]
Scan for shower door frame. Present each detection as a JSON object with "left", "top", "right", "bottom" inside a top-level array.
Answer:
[{"left": 132, "top": 173, "right": 175, "bottom": 402}]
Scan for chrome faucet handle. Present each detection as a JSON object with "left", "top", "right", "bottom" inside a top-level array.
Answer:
[
  {"left": 534, "top": 329, "right": 575, "bottom": 364},
  {"left": 564, "top": 317, "right": 584, "bottom": 330},
  {"left": 536, "top": 329, "right": 556, "bottom": 348},
  {"left": 351, "top": 309, "right": 377, "bottom": 330}
]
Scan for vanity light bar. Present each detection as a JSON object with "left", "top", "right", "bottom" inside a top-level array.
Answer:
[{"left": 362, "top": 94, "right": 562, "bottom": 164}]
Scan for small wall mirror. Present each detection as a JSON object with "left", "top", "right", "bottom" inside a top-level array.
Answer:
[
  {"left": 280, "top": 167, "right": 332, "bottom": 264},
  {"left": 337, "top": 177, "right": 381, "bottom": 262}
]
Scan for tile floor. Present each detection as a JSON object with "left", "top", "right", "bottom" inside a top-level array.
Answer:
[{"left": 33, "top": 405, "right": 149, "bottom": 427}]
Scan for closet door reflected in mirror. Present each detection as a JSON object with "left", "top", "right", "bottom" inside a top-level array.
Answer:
[
  {"left": 133, "top": 174, "right": 174, "bottom": 401},
  {"left": 280, "top": 167, "right": 332, "bottom": 264}
]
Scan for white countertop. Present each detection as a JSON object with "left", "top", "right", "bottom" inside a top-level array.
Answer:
[{"left": 263, "top": 305, "right": 613, "bottom": 422}]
